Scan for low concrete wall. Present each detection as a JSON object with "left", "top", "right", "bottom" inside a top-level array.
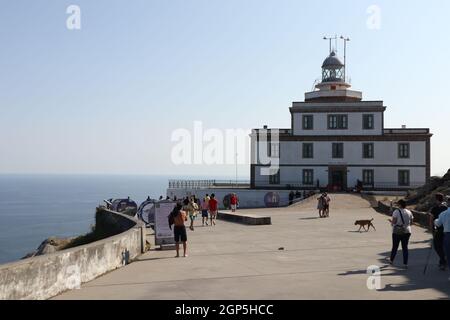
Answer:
[
  {"left": 377, "top": 201, "right": 429, "bottom": 228},
  {"left": 217, "top": 211, "right": 271, "bottom": 225},
  {"left": 167, "top": 188, "right": 308, "bottom": 209},
  {"left": 0, "top": 208, "right": 145, "bottom": 300}
]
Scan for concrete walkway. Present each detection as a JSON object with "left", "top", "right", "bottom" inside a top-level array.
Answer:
[{"left": 54, "top": 194, "right": 450, "bottom": 300}]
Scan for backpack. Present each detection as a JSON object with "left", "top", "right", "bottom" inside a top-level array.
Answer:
[{"left": 393, "top": 209, "right": 408, "bottom": 235}]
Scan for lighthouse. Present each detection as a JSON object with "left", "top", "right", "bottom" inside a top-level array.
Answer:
[
  {"left": 305, "top": 50, "right": 362, "bottom": 102},
  {"left": 250, "top": 40, "right": 432, "bottom": 192}
]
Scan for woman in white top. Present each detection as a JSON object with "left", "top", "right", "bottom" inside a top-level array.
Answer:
[{"left": 389, "top": 199, "right": 414, "bottom": 268}]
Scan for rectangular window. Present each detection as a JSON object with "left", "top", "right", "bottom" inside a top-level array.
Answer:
[
  {"left": 398, "top": 170, "right": 410, "bottom": 186},
  {"left": 363, "top": 114, "right": 374, "bottom": 130},
  {"left": 362, "top": 170, "right": 374, "bottom": 186},
  {"left": 302, "top": 143, "right": 314, "bottom": 159},
  {"left": 269, "top": 170, "right": 280, "bottom": 185},
  {"left": 302, "top": 169, "right": 314, "bottom": 185},
  {"left": 362, "top": 143, "right": 374, "bottom": 159},
  {"left": 269, "top": 143, "right": 280, "bottom": 158},
  {"left": 398, "top": 143, "right": 410, "bottom": 159},
  {"left": 302, "top": 115, "right": 314, "bottom": 130},
  {"left": 332, "top": 143, "right": 344, "bottom": 159},
  {"left": 328, "top": 115, "right": 348, "bottom": 129}
]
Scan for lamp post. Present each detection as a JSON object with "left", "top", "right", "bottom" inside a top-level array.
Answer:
[
  {"left": 235, "top": 135, "right": 238, "bottom": 187},
  {"left": 340, "top": 36, "right": 350, "bottom": 82}
]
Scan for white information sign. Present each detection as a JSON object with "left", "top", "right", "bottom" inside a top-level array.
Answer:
[{"left": 154, "top": 201, "right": 176, "bottom": 246}]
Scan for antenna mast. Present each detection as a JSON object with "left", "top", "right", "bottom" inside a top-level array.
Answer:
[
  {"left": 323, "top": 35, "right": 338, "bottom": 53},
  {"left": 340, "top": 36, "right": 350, "bottom": 82}
]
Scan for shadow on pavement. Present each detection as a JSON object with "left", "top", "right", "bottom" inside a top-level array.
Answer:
[
  {"left": 136, "top": 256, "right": 175, "bottom": 262},
  {"left": 338, "top": 247, "right": 450, "bottom": 297}
]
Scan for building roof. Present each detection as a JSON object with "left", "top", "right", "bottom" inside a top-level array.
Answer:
[{"left": 322, "top": 51, "right": 344, "bottom": 68}]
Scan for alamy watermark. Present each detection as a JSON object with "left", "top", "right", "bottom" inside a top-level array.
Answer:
[
  {"left": 66, "top": 5, "right": 81, "bottom": 30},
  {"left": 366, "top": 5, "right": 382, "bottom": 30},
  {"left": 366, "top": 265, "right": 382, "bottom": 290},
  {"left": 170, "top": 121, "right": 280, "bottom": 176}
]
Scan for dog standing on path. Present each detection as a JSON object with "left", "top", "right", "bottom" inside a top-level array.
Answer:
[{"left": 354, "top": 219, "right": 376, "bottom": 232}]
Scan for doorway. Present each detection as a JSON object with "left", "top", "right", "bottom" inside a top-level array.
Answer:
[{"left": 328, "top": 166, "right": 347, "bottom": 192}]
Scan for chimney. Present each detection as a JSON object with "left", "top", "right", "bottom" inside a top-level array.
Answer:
[
  {"left": 263, "top": 125, "right": 268, "bottom": 130},
  {"left": 401, "top": 125, "right": 406, "bottom": 129}
]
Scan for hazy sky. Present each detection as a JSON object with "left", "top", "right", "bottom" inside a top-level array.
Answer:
[{"left": 1, "top": 0, "right": 449, "bottom": 178}]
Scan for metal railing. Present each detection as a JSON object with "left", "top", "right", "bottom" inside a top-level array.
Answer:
[
  {"left": 384, "top": 128, "right": 430, "bottom": 134},
  {"left": 251, "top": 128, "right": 292, "bottom": 135},
  {"left": 252, "top": 181, "right": 425, "bottom": 190},
  {"left": 168, "top": 179, "right": 425, "bottom": 190},
  {"left": 360, "top": 182, "right": 425, "bottom": 189},
  {"left": 168, "top": 180, "right": 250, "bottom": 189}
]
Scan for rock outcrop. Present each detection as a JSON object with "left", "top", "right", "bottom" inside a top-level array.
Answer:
[
  {"left": 22, "top": 237, "right": 75, "bottom": 259},
  {"left": 405, "top": 169, "right": 450, "bottom": 212}
]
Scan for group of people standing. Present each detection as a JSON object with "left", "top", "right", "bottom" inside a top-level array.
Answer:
[
  {"left": 387, "top": 193, "right": 450, "bottom": 279},
  {"left": 169, "top": 193, "right": 220, "bottom": 258},
  {"left": 317, "top": 193, "right": 331, "bottom": 218},
  {"left": 180, "top": 194, "right": 220, "bottom": 231}
]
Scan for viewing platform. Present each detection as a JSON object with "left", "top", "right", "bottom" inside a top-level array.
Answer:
[{"left": 54, "top": 194, "right": 450, "bottom": 300}]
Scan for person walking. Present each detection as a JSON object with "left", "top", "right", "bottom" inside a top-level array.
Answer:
[
  {"left": 317, "top": 194, "right": 325, "bottom": 218},
  {"left": 434, "top": 205, "right": 450, "bottom": 281},
  {"left": 429, "top": 193, "right": 448, "bottom": 270},
  {"left": 186, "top": 197, "right": 199, "bottom": 231},
  {"left": 170, "top": 202, "right": 188, "bottom": 258},
  {"left": 201, "top": 196, "right": 209, "bottom": 226},
  {"left": 389, "top": 200, "right": 413, "bottom": 268},
  {"left": 230, "top": 193, "right": 238, "bottom": 212},
  {"left": 323, "top": 193, "right": 331, "bottom": 217},
  {"left": 208, "top": 193, "right": 218, "bottom": 226}
]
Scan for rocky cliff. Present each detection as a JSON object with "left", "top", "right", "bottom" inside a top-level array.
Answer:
[{"left": 405, "top": 169, "right": 450, "bottom": 212}]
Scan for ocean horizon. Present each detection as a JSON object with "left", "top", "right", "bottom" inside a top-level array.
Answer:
[{"left": 0, "top": 174, "right": 240, "bottom": 265}]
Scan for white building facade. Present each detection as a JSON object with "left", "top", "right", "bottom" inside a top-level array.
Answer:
[{"left": 250, "top": 51, "right": 431, "bottom": 191}]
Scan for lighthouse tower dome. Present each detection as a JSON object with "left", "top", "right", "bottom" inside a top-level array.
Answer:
[
  {"left": 304, "top": 50, "right": 362, "bottom": 102},
  {"left": 321, "top": 51, "right": 344, "bottom": 82}
]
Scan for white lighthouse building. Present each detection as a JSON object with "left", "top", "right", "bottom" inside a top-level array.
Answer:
[{"left": 250, "top": 48, "right": 432, "bottom": 191}]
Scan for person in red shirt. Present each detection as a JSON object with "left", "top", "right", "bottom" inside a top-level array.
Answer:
[
  {"left": 230, "top": 193, "right": 238, "bottom": 212},
  {"left": 208, "top": 193, "right": 218, "bottom": 226}
]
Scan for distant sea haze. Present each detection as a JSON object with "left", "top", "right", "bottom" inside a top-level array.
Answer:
[{"left": 0, "top": 174, "right": 223, "bottom": 265}]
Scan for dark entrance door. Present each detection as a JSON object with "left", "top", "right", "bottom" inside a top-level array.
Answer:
[{"left": 328, "top": 167, "right": 347, "bottom": 192}]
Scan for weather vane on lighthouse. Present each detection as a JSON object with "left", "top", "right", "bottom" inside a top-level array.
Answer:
[{"left": 323, "top": 35, "right": 338, "bottom": 53}]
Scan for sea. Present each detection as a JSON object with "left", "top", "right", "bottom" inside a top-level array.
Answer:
[{"left": 0, "top": 174, "right": 220, "bottom": 265}]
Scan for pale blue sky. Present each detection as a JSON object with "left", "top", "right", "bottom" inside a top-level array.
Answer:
[{"left": 0, "top": 0, "right": 449, "bottom": 177}]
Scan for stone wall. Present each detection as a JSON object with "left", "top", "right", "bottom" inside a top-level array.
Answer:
[
  {"left": 377, "top": 201, "right": 429, "bottom": 228},
  {"left": 0, "top": 208, "right": 145, "bottom": 300}
]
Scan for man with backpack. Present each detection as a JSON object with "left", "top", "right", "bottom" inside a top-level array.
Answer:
[{"left": 169, "top": 202, "right": 188, "bottom": 258}]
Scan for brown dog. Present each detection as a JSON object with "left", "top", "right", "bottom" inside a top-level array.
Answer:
[{"left": 354, "top": 219, "right": 376, "bottom": 232}]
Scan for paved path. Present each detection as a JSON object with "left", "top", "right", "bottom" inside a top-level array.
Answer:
[{"left": 55, "top": 194, "right": 450, "bottom": 300}]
